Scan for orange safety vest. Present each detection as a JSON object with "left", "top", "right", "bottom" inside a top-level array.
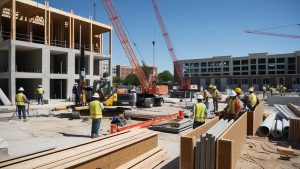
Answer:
[{"left": 227, "top": 98, "right": 240, "bottom": 115}]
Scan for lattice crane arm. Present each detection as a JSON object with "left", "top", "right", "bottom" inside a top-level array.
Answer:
[
  {"left": 245, "top": 30, "right": 300, "bottom": 39},
  {"left": 102, "top": 0, "right": 149, "bottom": 92}
]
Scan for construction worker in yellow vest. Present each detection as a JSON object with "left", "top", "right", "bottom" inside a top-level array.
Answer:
[
  {"left": 90, "top": 93, "right": 104, "bottom": 138},
  {"left": 37, "top": 85, "right": 44, "bottom": 105},
  {"left": 191, "top": 95, "right": 207, "bottom": 129},
  {"left": 211, "top": 86, "right": 221, "bottom": 112},
  {"left": 15, "top": 87, "right": 30, "bottom": 121},
  {"left": 203, "top": 89, "right": 210, "bottom": 110},
  {"left": 225, "top": 90, "right": 241, "bottom": 120},
  {"left": 247, "top": 88, "right": 258, "bottom": 111},
  {"left": 234, "top": 87, "right": 245, "bottom": 109}
]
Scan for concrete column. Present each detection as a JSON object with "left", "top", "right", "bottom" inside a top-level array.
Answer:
[
  {"left": 42, "top": 48, "right": 50, "bottom": 99},
  {"left": 11, "top": 0, "right": 16, "bottom": 40},
  {"left": 90, "top": 53, "right": 94, "bottom": 76},
  {"left": 109, "top": 31, "right": 112, "bottom": 85},
  {"left": 9, "top": 43, "right": 16, "bottom": 102},
  {"left": 67, "top": 51, "right": 75, "bottom": 99},
  {"left": 99, "top": 33, "right": 103, "bottom": 53}
]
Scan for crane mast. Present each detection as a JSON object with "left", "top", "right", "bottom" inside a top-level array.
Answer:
[
  {"left": 151, "top": 0, "right": 189, "bottom": 89},
  {"left": 245, "top": 30, "right": 300, "bottom": 39},
  {"left": 102, "top": 0, "right": 150, "bottom": 93}
]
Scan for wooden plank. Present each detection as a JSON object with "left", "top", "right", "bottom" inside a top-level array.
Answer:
[
  {"left": 130, "top": 149, "right": 169, "bottom": 169},
  {"left": 180, "top": 117, "right": 219, "bottom": 169},
  {"left": 216, "top": 139, "right": 232, "bottom": 169},
  {"left": 288, "top": 118, "right": 300, "bottom": 143},
  {"left": 288, "top": 103, "right": 300, "bottom": 117},
  {"left": 217, "top": 112, "right": 247, "bottom": 169},
  {"left": 247, "top": 102, "right": 264, "bottom": 135}
]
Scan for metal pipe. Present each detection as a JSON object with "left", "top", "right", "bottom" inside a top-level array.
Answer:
[
  {"left": 282, "top": 118, "right": 289, "bottom": 139},
  {"left": 271, "top": 117, "right": 283, "bottom": 139},
  {"left": 259, "top": 112, "right": 277, "bottom": 136}
]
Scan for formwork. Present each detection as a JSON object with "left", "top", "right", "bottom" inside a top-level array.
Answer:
[{"left": 247, "top": 102, "right": 264, "bottom": 135}]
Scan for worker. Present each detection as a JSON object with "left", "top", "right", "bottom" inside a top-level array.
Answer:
[
  {"left": 190, "top": 95, "right": 207, "bottom": 129},
  {"left": 15, "top": 87, "right": 30, "bottom": 121},
  {"left": 211, "top": 86, "right": 221, "bottom": 112},
  {"left": 36, "top": 85, "right": 44, "bottom": 105},
  {"left": 247, "top": 88, "right": 258, "bottom": 111},
  {"left": 262, "top": 86, "right": 267, "bottom": 101},
  {"left": 89, "top": 93, "right": 104, "bottom": 138},
  {"left": 203, "top": 89, "right": 209, "bottom": 110},
  {"left": 72, "top": 83, "right": 80, "bottom": 105},
  {"left": 225, "top": 90, "right": 241, "bottom": 121},
  {"left": 111, "top": 114, "right": 127, "bottom": 127}
]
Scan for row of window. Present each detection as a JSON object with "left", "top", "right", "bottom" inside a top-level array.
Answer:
[{"left": 183, "top": 57, "right": 296, "bottom": 68}]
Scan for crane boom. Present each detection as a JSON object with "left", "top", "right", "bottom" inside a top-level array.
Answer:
[
  {"left": 152, "top": 0, "right": 188, "bottom": 89},
  {"left": 245, "top": 30, "right": 300, "bottom": 39},
  {"left": 102, "top": 0, "right": 149, "bottom": 92}
]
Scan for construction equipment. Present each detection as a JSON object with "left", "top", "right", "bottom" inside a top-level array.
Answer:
[
  {"left": 245, "top": 24, "right": 300, "bottom": 39},
  {"left": 102, "top": 0, "right": 168, "bottom": 108},
  {"left": 152, "top": 0, "right": 197, "bottom": 98}
]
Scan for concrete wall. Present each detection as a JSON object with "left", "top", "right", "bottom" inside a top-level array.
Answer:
[
  {"left": 0, "top": 51, "right": 8, "bottom": 72},
  {"left": 267, "top": 95, "right": 300, "bottom": 106}
]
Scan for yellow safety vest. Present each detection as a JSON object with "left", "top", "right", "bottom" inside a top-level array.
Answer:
[
  {"left": 212, "top": 89, "right": 219, "bottom": 98},
  {"left": 203, "top": 91, "right": 209, "bottom": 100},
  {"left": 16, "top": 93, "right": 25, "bottom": 106},
  {"left": 90, "top": 100, "right": 103, "bottom": 119},
  {"left": 37, "top": 88, "right": 44, "bottom": 94},
  {"left": 194, "top": 103, "right": 206, "bottom": 122},
  {"left": 262, "top": 86, "right": 266, "bottom": 91},
  {"left": 227, "top": 98, "right": 239, "bottom": 114},
  {"left": 249, "top": 93, "right": 257, "bottom": 106}
]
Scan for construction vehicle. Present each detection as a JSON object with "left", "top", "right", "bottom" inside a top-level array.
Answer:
[
  {"left": 102, "top": 0, "right": 168, "bottom": 108},
  {"left": 151, "top": 0, "right": 196, "bottom": 98}
]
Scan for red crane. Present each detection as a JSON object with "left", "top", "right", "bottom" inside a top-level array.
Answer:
[
  {"left": 245, "top": 24, "right": 300, "bottom": 39},
  {"left": 151, "top": 0, "right": 190, "bottom": 90},
  {"left": 102, "top": 0, "right": 167, "bottom": 107}
]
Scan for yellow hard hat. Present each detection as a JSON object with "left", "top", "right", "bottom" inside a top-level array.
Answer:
[
  {"left": 234, "top": 87, "right": 242, "bottom": 94},
  {"left": 208, "top": 84, "right": 213, "bottom": 88}
]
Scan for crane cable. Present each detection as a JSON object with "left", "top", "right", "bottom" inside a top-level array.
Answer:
[{"left": 259, "top": 23, "right": 300, "bottom": 31}]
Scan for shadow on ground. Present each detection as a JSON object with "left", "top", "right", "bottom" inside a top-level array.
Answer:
[{"left": 58, "top": 132, "right": 91, "bottom": 138}]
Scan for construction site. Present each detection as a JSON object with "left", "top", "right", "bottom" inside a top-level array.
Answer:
[{"left": 0, "top": 0, "right": 300, "bottom": 169}]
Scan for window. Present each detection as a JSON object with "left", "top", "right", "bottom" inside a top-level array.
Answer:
[
  {"left": 277, "top": 58, "right": 285, "bottom": 63},
  {"left": 251, "top": 65, "right": 256, "bottom": 70},
  {"left": 223, "top": 73, "right": 229, "bottom": 75},
  {"left": 277, "top": 65, "right": 285, "bottom": 69},
  {"left": 250, "top": 59, "right": 256, "bottom": 64},
  {"left": 201, "top": 62, "right": 207, "bottom": 67},
  {"left": 258, "top": 71, "right": 266, "bottom": 75},
  {"left": 233, "top": 60, "right": 240, "bottom": 65},
  {"left": 258, "top": 58, "right": 266, "bottom": 64},
  {"left": 214, "top": 68, "right": 221, "bottom": 72},
  {"left": 242, "top": 72, "right": 248, "bottom": 75},
  {"left": 268, "top": 71, "right": 275, "bottom": 74},
  {"left": 258, "top": 65, "right": 266, "bottom": 69},
  {"left": 288, "top": 57, "right": 295, "bottom": 64},
  {"left": 193, "top": 63, "right": 199, "bottom": 67},
  {"left": 288, "top": 65, "right": 295, "bottom": 70},
  {"left": 201, "top": 68, "right": 207, "bottom": 72},
  {"left": 242, "top": 66, "right": 248, "bottom": 71},
  {"left": 223, "top": 61, "right": 229, "bottom": 66},
  {"left": 233, "top": 67, "right": 240, "bottom": 71},
  {"left": 215, "top": 61, "right": 221, "bottom": 66},
  {"left": 233, "top": 72, "right": 240, "bottom": 75},
  {"left": 268, "top": 65, "right": 276, "bottom": 70},
  {"left": 241, "top": 60, "right": 248, "bottom": 65},
  {"left": 253, "top": 78, "right": 257, "bottom": 84},
  {"left": 241, "top": 79, "right": 248, "bottom": 84},
  {"left": 223, "top": 67, "right": 229, "bottom": 72},
  {"left": 268, "top": 58, "right": 275, "bottom": 63},
  {"left": 293, "top": 77, "right": 300, "bottom": 84},
  {"left": 208, "top": 68, "right": 214, "bottom": 72},
  {"left": 201, "top": 74, "right": 210, "bottom": 76},
  {"left": 184, "top": 63, "right": 189, "bottom": 67},
  {"left": 278, "top": 77, "right": 285, "bottom": 85},
  {"left": 231, "top": 79, "right": 238, "bottom": 84},
  {"left": 251, "top": 71, "right": 256, "bottom": 75},
  {"left": 208, "top": 62, "right": 214, "bottom": 66},
  {"left": 277, "top": 71, "right": 285, "bottom": 74},
  {"left": 263, "top": 77, "right": 270, "bottom": 85},
  {"left": 288, "top": 71, "right": 296, "bottom": 74}
]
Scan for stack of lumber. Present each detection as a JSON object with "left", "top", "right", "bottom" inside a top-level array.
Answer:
[
  {"left": 287, "top": 103, "right": 300, "bottom": 143},
  {"left": 116, "top": 146, "right": 169, "bottom": 169},
  {"left": 0, "top": 129, "right": 162, "bottom": 169},
  {"left": 148, "top": 118, "right": 193, "bottom": 133}
]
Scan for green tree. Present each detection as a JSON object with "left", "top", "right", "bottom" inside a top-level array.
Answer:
[
  {"left": 113, "top": 77, "right": 123, "bottom": 84},
  {"left": 123, "top": 73, "right": 140, "bottom": 86},
  {"left": 158, "top": 70, "right": 173, "bottom": 84}
]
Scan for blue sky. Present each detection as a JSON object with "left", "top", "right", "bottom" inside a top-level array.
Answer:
[{"left": 38, "top": 0, "right": 300, "bottom": 73}]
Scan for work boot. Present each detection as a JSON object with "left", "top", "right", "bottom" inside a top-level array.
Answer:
[{"left": 91, "top": 134, "right": 95, "bottom": 138}]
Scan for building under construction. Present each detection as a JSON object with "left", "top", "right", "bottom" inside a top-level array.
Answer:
[{"left": 0, "top": 0, "right": 112, "bottom": 102}]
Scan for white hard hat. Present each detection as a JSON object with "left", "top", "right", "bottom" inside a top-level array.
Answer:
[
  {"left": 92, "top": 93, "right": 99, "bottom": 98},
  {"left": 248, "top": 88, "right": 254, "bottom": 92},
  {"left": 229, "top": 90, "right": 237, "bottom": 97},
  {"left": 213, "top": 86, "right": 216, "bottom": 89},
  {"left": 73, "top": 82, "right": 78, "bottom": 86},
  {"left": 38, "top": 85, "right": 42, "bottom": 87},
  {"left": 197, "top": 95, "right": 204, "bottom": 100},
  {"left": 18, "top": 87, "right": 24, "bottom": 92}
]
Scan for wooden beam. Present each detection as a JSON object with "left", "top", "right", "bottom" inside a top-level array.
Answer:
[{"left": 11, "top": 0, "right": 16, "bottom": 40}]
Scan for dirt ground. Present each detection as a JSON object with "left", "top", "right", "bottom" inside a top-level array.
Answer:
[{"left": 0, "top": 95, "right": 300, "bottom": 169}]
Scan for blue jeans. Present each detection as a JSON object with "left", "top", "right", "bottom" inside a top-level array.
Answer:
[
  {"left": 204, "top": 101, "right": 209, "bottom": 110},
  {"left": 91, "top": 119, "right": 101, "bottom": 136},
  {"left": 37, "top": 94, "right": 43, "bottom": 105},
  {"left": 17, "top": 105, "right": 26, "bottom": 119}
]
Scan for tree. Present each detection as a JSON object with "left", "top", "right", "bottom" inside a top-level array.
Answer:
[
  {"left": 158, "top": 70, "right": 173, "bottom": 84},
  {"left": 113, "top": 77, "right": 123, "bottom": 84},
  {"left": 123, "top": 73, "right": 140, "bottom": 86}
]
